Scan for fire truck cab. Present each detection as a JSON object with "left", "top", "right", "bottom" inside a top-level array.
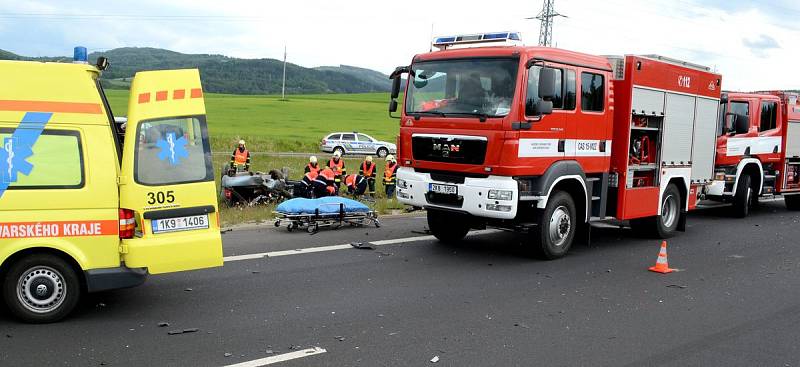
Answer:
[
  {"left": 389, "top": 33, "right": 721, "bottom": 258},
  {"left": 703, "top": 91, "right": 800, "bottom": 215}
]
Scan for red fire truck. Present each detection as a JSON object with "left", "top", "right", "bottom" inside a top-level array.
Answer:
[
  {"left": 702, "top": 91, "right": 800, "bottom": 215},
  {"left": 388, "top": 32, "right": 722, "bottom": 258}
]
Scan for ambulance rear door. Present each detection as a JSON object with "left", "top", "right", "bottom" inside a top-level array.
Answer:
[{"left": 119, "top": 69, "right": 222, "bottom": 274}]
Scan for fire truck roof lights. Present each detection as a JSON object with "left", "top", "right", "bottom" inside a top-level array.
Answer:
[{"left": 432, "top": 32, "right": 522, "bottom": 50}]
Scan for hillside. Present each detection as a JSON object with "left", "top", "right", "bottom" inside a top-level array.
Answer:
[{"left": 0, "top": 47, "right": 393, "bottom": 95}]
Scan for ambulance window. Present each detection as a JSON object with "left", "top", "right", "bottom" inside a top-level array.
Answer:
[
  {"left": 581, "top": 72, "right": 605, "bottom": 112},
  {"left": 0, "top": 129, "right": 84, "bottom": 189},
  {"left": 134, "top": 116, "right": 213, "bottom": 186},
  {"left": 526, "top": 66, "right": 564, "bottom": 111},
  {"left": 760, "top": 101, "right": 778, "bottom": 131}
]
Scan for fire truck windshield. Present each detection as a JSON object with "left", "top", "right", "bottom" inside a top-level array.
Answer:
[{"left": 406, "top": 58, "right": 518, "bottom": 118}]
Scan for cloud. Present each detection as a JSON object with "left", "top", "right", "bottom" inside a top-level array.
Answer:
[{"left": 742, "top": 34, "right": 781, "bottom": 57}]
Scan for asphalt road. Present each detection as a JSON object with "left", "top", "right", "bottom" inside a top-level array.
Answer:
[{"left": 2, "top": 201, "right": 800, "bottom": 366}]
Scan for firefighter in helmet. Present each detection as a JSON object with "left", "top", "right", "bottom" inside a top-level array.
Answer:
[
  {"left": 328, "top": 151, "right": 346, "bottom": 192},
  {"left": 295, "top": 170, "right": 318, "bottom": 199},
  {"left": 359, "top": 155, "right": 377, "bottom": 197},
  {"left": 383, "top": 154, "right": 398, "bottom": 198},
  {"left": 230, "top": 139, "right": 251, "bottom": 172},
  {"left": 305, "top": 155, "right": 321, "bottom": 175}
]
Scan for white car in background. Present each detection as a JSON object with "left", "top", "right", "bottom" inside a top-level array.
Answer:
[{"left": 320, "top": 132, "right": 397, "bottom": 158}]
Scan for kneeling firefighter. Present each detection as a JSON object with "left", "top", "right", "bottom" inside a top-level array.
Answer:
[
  {"left": 294, "top": 170, "right": 318, "bottom": 199},
  {"left": 313, "top": 167, "right": 337, "bottom": 198},
  {"left": 344, "top": 174, "right": 368, "bottom": 197}
]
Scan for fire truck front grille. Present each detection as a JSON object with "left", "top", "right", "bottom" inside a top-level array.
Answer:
[{"left": 411, "top": 135, "right": 487, "bottom": 165}]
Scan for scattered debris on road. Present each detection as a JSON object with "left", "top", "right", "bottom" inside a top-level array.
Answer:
[
  {"left": 351, "top": 242, "right": 375, "bottom": 250},
  {"left": 157, "top": 322, "right": 170, "bottom": 328},
  {"left": 167, "top": 328, "right": 199, "bottom": 335},
  {"left": 184, "top": 288, "right": 193, "bottom": 292},
  {"left": 430, "top": 356, "right": 440, "bottom": 363},
  {"left": 666, "top": 284, "right": 688, "bottom": 289},
  {"left": 224, "top": 353, "right": 232, "bottom": 358},
  {"left": 514, "top": 322, "right": 531, "bottom": 329}
]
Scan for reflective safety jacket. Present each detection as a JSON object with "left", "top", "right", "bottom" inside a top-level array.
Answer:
[{"left": 384, "top": 162, "right": 398, "bottom": 185}]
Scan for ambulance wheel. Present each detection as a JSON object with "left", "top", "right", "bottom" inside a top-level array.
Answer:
[
  {"left": 287, "top": 223, "right": 294, "bottom": 232},
  {"left": 630, "top": 183, "right": 680, "bottom": 238},
  {"left": 533, "top": 191, "right": 576, "bottom": 260},
  {"left": 377, "top": 148, "right": 389, "bottom": 158},
  {"left": 785, "top": 194, "right": 800, "bottom": 211},
  {"left": 274, "top": 220, "right": 281, "bottom": 228},
  {"left": 732, "top": 174, "right": 755, "bottom": 218},
  {"left": 2, "top": 254, "right": 81, "bottom": 323},
  {"left": 427, "top": 209, "right": 469, "bottom": 244}
]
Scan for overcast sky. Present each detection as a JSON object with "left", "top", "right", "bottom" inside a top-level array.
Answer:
[{"left": 0, "top": 0, "right": 797, "bottom": 90}]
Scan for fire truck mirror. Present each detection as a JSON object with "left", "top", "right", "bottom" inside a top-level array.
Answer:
[
  {"left": 734, "top": 114, "right": 750, "bottom": 135},
  {"left": 537, "top": 100, "right": 553, "bottom": 116},
  {"left": 391, "top": 76, "right": 402, "bottom": 99},
  {"left": 389, "top": 99, "right": 398, "bottom": 113},
  {"left": 538, "top": 68, "right": 557, "bottom": 99}
]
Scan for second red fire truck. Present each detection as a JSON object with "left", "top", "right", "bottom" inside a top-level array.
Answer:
[
  {"left": 388, "top": 32, "right": 726, "bottom": 258},
  {"left": 702, "top": 91, "right": 800, "bottom": 216}
]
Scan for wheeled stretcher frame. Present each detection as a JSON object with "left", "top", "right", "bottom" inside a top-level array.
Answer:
[{"left": 273, "top": 202, "right": 381, "bottom": 234}]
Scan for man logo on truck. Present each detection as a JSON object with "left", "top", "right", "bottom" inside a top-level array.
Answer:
[{"left": 432, "top": 143, "right": 461, "bottom": 158}]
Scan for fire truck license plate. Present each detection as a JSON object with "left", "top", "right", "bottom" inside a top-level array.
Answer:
[
  {"left": 429, "top": 183, "right": 458, "bottom": 195},
  {"left": 151, "top": 215, "right": 209, "bottom": 234}
]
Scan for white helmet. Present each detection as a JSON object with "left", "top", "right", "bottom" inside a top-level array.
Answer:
[
  {"left": 238, "top": 139, "right": 246, "bottom": 146},
  {"left": 386, "top": 154, "right": 395, "bottom": 162},
  {"left": 366, "top": 155, "right": 373, "bottom": 162},
  {"left": 333, "top": 151, "right": 342, "bottom": 158},
  {"left": 310, "top": 156, "right": 318, "bottom": 164}
]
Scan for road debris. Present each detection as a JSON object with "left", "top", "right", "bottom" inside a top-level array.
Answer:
[
  {"left": 184, "top": 288, "right": 193, "bottom": 292},
  {"left": 334, "top": 336, "right": 346, "bottom": 342},
  {"left": 666, "top": 284, "right": 688, "bottom": 289},
  {"left": 157, "top": 322, "right": 170, "bottom": 328},
  {"left": 351, "top": 242, "right": 375, "bottom": 249},
  {"left": 514, "top": 322, "right": 531, "bottom": 329},
  {"left": 430, "top": 356, "right": 440, "bottom": 363},
  {"left": 224, "top": 353, "right": 232, "bottom": 357},
  {"left": 183, "top": 328, "right": 199, "bottom": 333}
]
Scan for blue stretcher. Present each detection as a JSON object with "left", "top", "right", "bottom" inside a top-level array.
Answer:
[{"left": 273, "top": 197, "right": 380, "bottom": 233}]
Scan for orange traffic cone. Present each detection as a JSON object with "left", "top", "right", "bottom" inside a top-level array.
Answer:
[{"left": 648, "top": 241, "right": 674, "bottom": 274}]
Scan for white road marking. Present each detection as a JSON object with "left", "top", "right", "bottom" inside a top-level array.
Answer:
[
  {"left": 223, "top": 347, "right": 327, "bottom": 367},
  {"left": 223, "top": 229, "right": 501, "bottom": 263}
]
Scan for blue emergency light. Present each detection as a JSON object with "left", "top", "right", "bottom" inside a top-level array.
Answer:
[
  {"left": 432, "top": 32, "right": 522, "bottom": 50},
  {"left": 73, "top": 46, "right": 88, "bottom": 64}
]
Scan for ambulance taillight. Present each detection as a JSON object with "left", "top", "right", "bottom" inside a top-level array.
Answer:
[{"left": 118, "top": 209, "right": 136, "bottom": 239}]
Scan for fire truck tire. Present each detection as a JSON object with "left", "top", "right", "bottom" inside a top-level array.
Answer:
[
  {"left": 427, "top": 209, "right": 470, "bottom": 244},
  {"left": 534, "top": 191, "right": 577, "bottom": 259},
  {"left": 732, "top": 174, "right": 754, "bottom": 218},
  {"left": 785, "top": 195, "right": 800, "bottom": 210},
  {"left": 630, "top": 184, "right": 680, "bottom": 238},
  {"left": 2, "top": 254, "right": 81, "bottom": 324}
]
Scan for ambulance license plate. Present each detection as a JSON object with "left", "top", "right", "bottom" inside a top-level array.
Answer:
[
  {"left": 151, "top": 215, "right": 209, "bottom": 234},
  {"left": 429, "top": 183, "right": 458, "bottom": 195}
]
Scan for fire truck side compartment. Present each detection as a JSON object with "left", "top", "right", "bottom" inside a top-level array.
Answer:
[
  {"left": 691, "top": 97, "right": 720, "bottom": 182},
  {"left": 786, "top": 120, "right": 800, "bottom": 158},
  {"left": 661, "top": 92, "right": 696, "bottom": 166}
]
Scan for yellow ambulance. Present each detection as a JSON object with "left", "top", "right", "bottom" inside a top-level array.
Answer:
[{"left": 0, "top": 48, "right": 223, "bottom": 323}]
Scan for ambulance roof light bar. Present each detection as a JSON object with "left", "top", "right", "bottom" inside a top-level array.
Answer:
[{"left": 432, "top": 32, "right": 522, "bottom": 51}]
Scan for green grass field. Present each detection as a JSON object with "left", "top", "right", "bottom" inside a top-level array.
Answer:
[{"left": 105, "top": 90, "right": 399, "bottom": 153}]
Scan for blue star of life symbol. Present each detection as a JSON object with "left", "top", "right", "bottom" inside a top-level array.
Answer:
[
  {"left": 156, "top": 132, "right": 189, "bottom": 165},
  {"left": 0, "top": 113, "right": 52, "bottom": 198}
]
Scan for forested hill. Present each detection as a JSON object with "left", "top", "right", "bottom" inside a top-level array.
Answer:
[{"left": 0, "top": 47, "right": 393, "bottom": 95}]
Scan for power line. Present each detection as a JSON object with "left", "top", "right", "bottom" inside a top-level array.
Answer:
[{"left": 526, "top": 0, "right": 567, "bottom": 47}]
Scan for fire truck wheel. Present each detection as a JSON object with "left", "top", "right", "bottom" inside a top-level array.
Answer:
[
  {"left": 534, "top": 191, "right": 577, "bottom": 259},
  {"left": 630, "top": 183, "right": 680, "bottom": 238},
  {"left": 427, "top": 209, "right": 470, "bottom": 244},
  {"left": 2, "top": 254, "right": 81, "bottom": 324},
  {"left": 785, "top": 194, "right": 800, "bottom": 210},
  {"left": 732, "top": 174, "right": 754, "bottom": 218}
]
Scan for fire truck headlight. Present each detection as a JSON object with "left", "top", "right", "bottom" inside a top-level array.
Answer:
[
  {"left": 488, "top": 190, "right": 513, "bottom": 201},
  {"left": 397, "top": 179, "right": 408, "bottom": 189},
  {"left": 486, "top": 204, "right": 513, "bottom": 212}
]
